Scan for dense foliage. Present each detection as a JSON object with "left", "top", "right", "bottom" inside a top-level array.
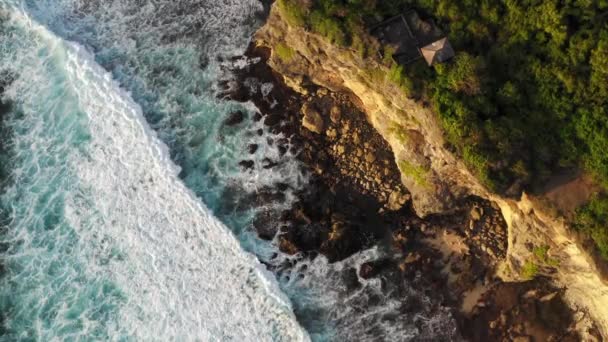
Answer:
[
  {"left": 574, "top": 195, "right": 608, "bottom": 259},
  {"left": 276, "top": 0, "right": 608, "bottom": 258}
]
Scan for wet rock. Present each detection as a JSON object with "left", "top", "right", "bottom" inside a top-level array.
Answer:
[
  {"left": 253, "top": 210, "right": 279, "bottom": 240},
  {"left": 301, "top": 103, "right": 324, "bottom": 134},
  {"left": 262, "top": 158, "right": 278, "bottom": 169},
  {"left": 239, "top": 160, "right": 254, "bottom": 169},
  {"left": 276, "top": 182, "right": 289, "bottom": 192},
  {"left": 248, "top": 144, "right": 259, "bottom": 154},
  {"left": 279, "top": 236, "right": 300, "bottom": 255},
  {"left": 278, "top": 144, "right": 288, "bottom": 156},
  {"left": 224, "top": 110, "right": 245, "bottom": 126},
  {"left": 359, "top": 259, "right": 392, "bottom": 279},
  {"left": 343, "top": 268, "right": 361, "bottom": 291},
  {"left": 264, "top": 113, "right": 282, "bottom": 127},
  {"left": 253, "top": 112, "right": 263, "bottom": 122}
]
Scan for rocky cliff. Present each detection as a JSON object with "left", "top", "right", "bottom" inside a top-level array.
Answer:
[{"left": 254, "top": 3, "right": 608, "bottom": 338}]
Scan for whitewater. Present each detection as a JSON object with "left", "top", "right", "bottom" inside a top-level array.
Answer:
[
  {"left": 0, "top": 1, "right": 309, "bottom": 340},
  {"left": 0, "top": 0, "right": 463, "bottom": 340}
]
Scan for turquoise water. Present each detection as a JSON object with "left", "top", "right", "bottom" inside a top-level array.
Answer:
[
  {"left": 0, "top": 0, "right": 460, "bottom": 340},
  {"left": 0, "top": 2, "right": 308, "bottom": 340}
]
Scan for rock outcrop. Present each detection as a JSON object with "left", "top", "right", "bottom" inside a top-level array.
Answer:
[{"left": 254, "top": 3, "right": 608, "bottom": 338}]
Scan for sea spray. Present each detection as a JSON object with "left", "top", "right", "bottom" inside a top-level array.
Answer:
[
  {"left": 0, "top": 3, "right": 308, "bottom": 340},
  {"left": 1, "top": 0, "right": 461, "bottom": 340}
]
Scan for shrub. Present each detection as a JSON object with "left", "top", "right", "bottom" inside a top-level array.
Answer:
[
  {"left": 388, "top": 64, "right": 414, "bottom": 96},
  {"left": 310, "top": 10, "right": 347, "bottom": 46},
  {"left": 574, "top": 195, "right": 608, "bottom": 260},
  {"left": 276, "top": 0, "right": 307, "bottom": 27}
]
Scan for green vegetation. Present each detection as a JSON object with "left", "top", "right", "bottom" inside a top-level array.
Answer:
[
  {"left": 398, "top": 160, "right": 429, "bottom": 188},
  {"left": 522, "top": 260, "right": 539, "bottom": 280},
  {"left": 274, "top": 43, "right": 296, "bottom": 62},
  {"left": 533, "top": 245, "right": 559, "bottom": 267},
  {"left": 533, "top": 245, "right": 550, "bottom": 262},
  {"left": 276, "top": 0, "right": 608, "bottom": 259},
  {"left": 522, "top": 245, "right": 560, "bottom": 279},
  {"left": 574, "top": 195, "right": 608, "bottom": 260},
  {"left": 388, "top": 122, "right": 410, "bottom": 145}
]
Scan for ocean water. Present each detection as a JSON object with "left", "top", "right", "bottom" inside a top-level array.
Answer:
[
  {"left": 0, "top": 0, "right": 460, "bottom": 340},
  {"left": 0, "top": 1, "right": 308, "bottom": 340}
]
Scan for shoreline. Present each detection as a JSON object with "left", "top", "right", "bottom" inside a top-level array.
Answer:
[{"left": 218, "top": 43, "right": 596, "bottom": 341}]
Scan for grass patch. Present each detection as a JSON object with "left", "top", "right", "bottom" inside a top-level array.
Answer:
[
  {"left": 533, "top": 245, "right": 559, "bottom": 267},
  {"left": 276, "top": 0, "right": 307, "bottom": 27},
  {"left": 388, "top": 122, "right": 409, "bottom": 145},
  {"left": 398, "top": 160, "right": 429, "bottom": 188},
  {"left": 522, "top": 260, "right": 539, "bottom": 280},
  {"left": 274, "top": 43, "right": 296, "bottom": 62}
]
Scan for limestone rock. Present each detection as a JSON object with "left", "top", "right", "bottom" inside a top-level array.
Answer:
[
  {"left": 301, "top": 103, "right": 325, "bottom": 134},
  {"left": 330, "top": 105, "right": 342, "bottom": 123},
  {"left": 387, "top": 190, "right": 410, "bottom": 211},
  {"left": 470, "top": 206, "right": 482, "bottom": 221},
  {"left": 326, "top": 127, "right": 338, "bottom": 139},
  {"left": 365, "top": 151, "right": 377, "bottom": 163}
]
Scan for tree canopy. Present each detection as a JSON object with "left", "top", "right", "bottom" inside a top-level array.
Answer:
[{"left": 277, "top": 0, "right": 608, "bottom": 258}]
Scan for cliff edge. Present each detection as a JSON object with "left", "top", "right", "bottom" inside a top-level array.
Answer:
[{"left": 255, "top": 3, "right": 608, "bottom": 338}]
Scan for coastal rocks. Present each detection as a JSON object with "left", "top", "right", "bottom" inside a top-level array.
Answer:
[
  {"left": 226, "top": 41, "right": 595, "bottom": 340},
  {"left": 359, "top": 259, "right": 392, "bottom": 279},
  {"left": 301, "top": 103, "right": 324, "bottom": 134},
  {"left": 387, "top": 190, "right": 410, "bottom": 211},
  {"left": 252, "top": 209, "right": 280, "bottom": 240},
  {"left": 330, "top": 105, "right": 341, "bottom": 123},
  {"left": 238, "top": 160, "right": 254, "bottom": 170},
  {"left": 462, "top": 280, "right": 587, "bottom": 342},
  {"left": 224, "top": 110, "right": 245, "bottom": 126}
]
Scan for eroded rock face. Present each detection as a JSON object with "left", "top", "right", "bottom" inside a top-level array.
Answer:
[
  {"left": 301, "top": 102, "right": 324, "bottom": 134},
  {"left": 254, "top": 3, "right": 608, "bottom": 338},
  {"left": 224, "top": 40, "right": 604, "bottom": 340},
  {"left": 255, "top": 6, "right": 469, "bottom": 217},
  {"left": 462, "top": 280, "right": 588, "bottom": 342}
]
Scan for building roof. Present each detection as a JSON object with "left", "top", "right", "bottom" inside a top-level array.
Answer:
[
  {"left": 420, "top": 37, "right": 455, "bottom": 66},
  {"left": 370, "top": 10, "right": 455, "bottom": 67},
  {"left": 371, "top": 14, "right": 422, "bottom": 64}
]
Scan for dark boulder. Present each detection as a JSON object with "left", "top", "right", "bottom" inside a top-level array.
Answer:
[
  {"left": 264, "top": 114, "right": 282, "bottom": 127},
  {"left": 224, "top": 110, "right": 245, "bottom": 126},
  {"left": 238, "top": 160, "right": 254, "bottom": 170}
]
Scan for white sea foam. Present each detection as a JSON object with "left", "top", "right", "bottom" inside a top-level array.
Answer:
[
  {"left": 0, "top": 4, "right": 309, "bottom": 340},
  {"left": 0, "top": 0, "right": 459, "bottom": 340},
  {"left": 21, "top": 0, "right": 307, "bottom": 225}
]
